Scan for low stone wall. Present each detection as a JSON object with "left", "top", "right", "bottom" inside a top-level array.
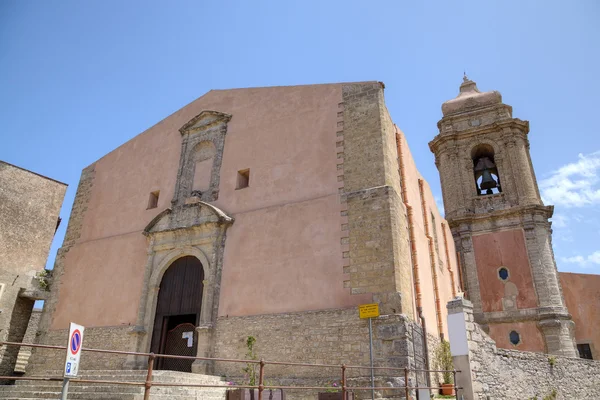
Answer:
[
  {"left": 448, "top": 297, "right": 600, "bottom": 400},
  {"left": 214, "top": 308, "right": 417, "bottom": 379},
  {"left": 14, "top": 309, "right": 42, "bottom": 373},
  {"left": 27, "top": 325, "right": 137, "bottom": 375},
  {"left": 470, "top": 323, "right": 600, "bottom": 399}
]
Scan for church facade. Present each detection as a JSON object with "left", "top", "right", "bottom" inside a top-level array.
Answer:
[{"left": 27, "top": 79, "right": 598, "bottom": 378}]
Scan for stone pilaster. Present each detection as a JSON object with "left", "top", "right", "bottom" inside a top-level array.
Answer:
[{"left": 341, "top": 82, "right": 413, "bottom": 318}]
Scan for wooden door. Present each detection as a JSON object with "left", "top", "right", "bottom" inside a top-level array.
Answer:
[{"left": 150, "top": 256, "right": 204, "bottom": 370}]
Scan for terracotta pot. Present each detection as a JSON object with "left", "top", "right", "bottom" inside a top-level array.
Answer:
[
  {"left": 441, "top": 383, "right": 455, "bottom": 395},
  {"left": 317, "top": 393, "right": 354, "bottom": 400}
]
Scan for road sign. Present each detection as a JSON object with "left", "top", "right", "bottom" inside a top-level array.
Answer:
[
  {"left": 64, "top": 322, "right": 85, "bottom": 378},
  {"left": 358, "top": 303, "right": 380, "bottom": 319}
]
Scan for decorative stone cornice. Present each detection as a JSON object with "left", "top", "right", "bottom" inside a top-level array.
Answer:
[
  {"left": 179, "top": 110, "right": 232, "bottom": 135},
  {"left": 446, "top": 204, "right": 553, "bottom": 229},
  {"left": 430, "top": 118, "right": 529, "bottom": 154},
  {"left": 143, "top": 201, "right": 234, "bottom": 236}
]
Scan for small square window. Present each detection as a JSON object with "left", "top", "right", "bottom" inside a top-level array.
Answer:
[
  {"left": 147, "top": 191, "right": 160, "bottom": 209},
  {"left": 236, "top": 169, "right": 250, "bottom": 190},
  {"left": 577, "top": 343, "right": 593, "bottom": 360}
]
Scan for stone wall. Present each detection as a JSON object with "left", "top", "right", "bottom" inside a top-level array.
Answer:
[
  {"left": 448, "top": 297, "right": 600, "bottom": 400},
  {"left": 214, "top": 307, "right": 421, "bottom": 399},
  {"left": 14, "top": 309, "right": 42, "bottom": 373},
  {"left": 340, "top": 83, "right": 414, "bottom": 318},
  {"left": 0, "top": 161, "right": 66, "bottom": 377},
  {"left": 470, "top": 322, "right": 600, "bottom": 399},
  {"left": 214, "top": 308, "right": 415, "bottom": 377},
  {"left": 27, "top": 325, "right": 137, "bottom": 375}
]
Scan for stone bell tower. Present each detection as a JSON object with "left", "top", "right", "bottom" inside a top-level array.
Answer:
[{"left": 429, "top": 76, "right": 577, "bottom": 356}]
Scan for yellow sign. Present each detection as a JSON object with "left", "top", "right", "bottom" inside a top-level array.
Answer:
[{"left": 358, "top": 303, "right": 380, "bottom": 319}]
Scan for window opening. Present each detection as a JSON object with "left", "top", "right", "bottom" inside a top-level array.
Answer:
[
  {"left": 577, "top": 343, "right": 593, "bottom": 360},
  {"left": 236, "top": 169, "right": 250, "bottom": 189},
  {"left": 509, "top": 330, "right": 520, "bottom": 345},
  {"left": 498, "top": 267, "right": 509, "bottom": 281},
  {"left": 147, "top": 191, "right": 160, "bottom": 209}
]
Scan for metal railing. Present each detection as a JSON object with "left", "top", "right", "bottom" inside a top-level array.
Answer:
[{"left": 0, "top": 341, "right": 461, "bottom": 399}]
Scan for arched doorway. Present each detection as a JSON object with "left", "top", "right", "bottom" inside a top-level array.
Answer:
[{"left": 150, "top": 256, "right": 204, "bottom": 371}]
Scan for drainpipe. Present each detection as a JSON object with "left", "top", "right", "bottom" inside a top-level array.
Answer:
[
  {"left": 441, "top": 223, "right": 457, "bottom": 298},
  {"left": 419, "top": 179, "right": 444, "bottom": 339},
  {"left": 418, "top": 306, "right": 431, "bottom": 388}
]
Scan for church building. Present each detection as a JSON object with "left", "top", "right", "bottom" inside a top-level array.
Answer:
[{"left": 26, "top": 79, "right": 598, "bottom": 380}]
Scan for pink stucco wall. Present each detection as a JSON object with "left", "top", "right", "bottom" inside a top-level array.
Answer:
[
  {"left": 488, "top": 321, "right": 545, "bottom": 353},
  {"left": 472, "top": 229, "right": 538, "bottom": 313},
  {"left": 396, "top": 129, "right": 459, "bottom": 339},
  {"left": 560, "top": 272, "right": 600, "bottom": 359},
  {"left": 52, "top": 84, "right": 367, "bottom": 329}
]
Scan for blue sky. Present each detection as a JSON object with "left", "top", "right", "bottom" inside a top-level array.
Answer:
[{"left": 1, "top": 0, "right": 599, "bottom": 275}]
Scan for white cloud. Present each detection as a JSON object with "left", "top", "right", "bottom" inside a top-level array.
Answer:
[
  {"left": 561, "top": 251, "right": 600, "bottom": 267},
  {"left": 551, "top": 213, "right": 568, "bottom": 228},
  {"left": 540, "top": 151, "right": 600, "bottom": 208}
]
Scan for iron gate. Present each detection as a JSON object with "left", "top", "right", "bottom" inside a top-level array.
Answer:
[
  {"left": 161, "top": 322, "right": 197, "bottom": 372},
  {"left": 411, "top": 324, "right": 428, "bottom": 393}
]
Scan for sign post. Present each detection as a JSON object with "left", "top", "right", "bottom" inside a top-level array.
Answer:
[
  {"left": 62, "top": 322, "right": 85, "bottom": 400},
  {"left": 358, "top": 303, "right": 380, "bottom": 400}
]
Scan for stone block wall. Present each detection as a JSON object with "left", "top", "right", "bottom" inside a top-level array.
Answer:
[
  {"left": 341, "top": 82, "right": 413, "bottom": 318},
  {"left": 27, "top": 325, "right": 137, "bottom": 375},
  {"left": 449, "top": 298, "right": 600, "bottom": 400},
  {"left": 14, "top": 309, "right": 42, "bottom": 373},
  {"left": 0, "top": 161, "right": 66, "bottom": 377},
  {"left": 469, "top": 322, "right": 600, "bottom": 399},
  {"left": 214, "top": 307, "right": 421, "bottom": 399}
]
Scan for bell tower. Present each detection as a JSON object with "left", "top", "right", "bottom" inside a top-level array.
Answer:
[{"left": 429, "top": 76, "right": 577, "bottom": 356}]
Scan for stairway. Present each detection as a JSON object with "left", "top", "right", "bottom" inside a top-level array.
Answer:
[{"left": 0, "top": 370, "right": 228, "bottom": 399}]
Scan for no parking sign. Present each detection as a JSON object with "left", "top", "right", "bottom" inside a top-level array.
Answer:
[{"left": 64, "top": 322, "right": 85, "bottom": 378}]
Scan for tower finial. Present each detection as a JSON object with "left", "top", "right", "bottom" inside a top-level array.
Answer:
[{"left": 463, "top": 71, "right": 469, "bottom": 82}]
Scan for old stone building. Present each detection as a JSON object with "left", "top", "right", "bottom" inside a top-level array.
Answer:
[
  {"left": 24, "top": 78, "right": 599, "bottom": 390},
  {"left": 28, "top": 82, "right": 459, "bottom": 382},
  {"left": 0, "top": 161, "right": 66, "bottom": 376}
]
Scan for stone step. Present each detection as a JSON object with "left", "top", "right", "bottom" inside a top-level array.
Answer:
[
  {"left": 0, "top": 389, "right": 227, "bottom": 400},
  {"left": 0, "top": 370, "right": 228, "bottom": 399}
]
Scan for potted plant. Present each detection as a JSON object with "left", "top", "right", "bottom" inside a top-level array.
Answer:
[
  {"left": 317, "top": 381, "right": 354, "bottom": 400},
  {"left": 434, "top": 340, "right": 454, "bottom": 395},
  {"left": 227, "top": 336, "right": 285, "bottom": 400}
]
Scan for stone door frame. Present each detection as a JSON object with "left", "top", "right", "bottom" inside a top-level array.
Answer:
[{"left": 125, "top": 202, "right": 233, "bottom": 373}]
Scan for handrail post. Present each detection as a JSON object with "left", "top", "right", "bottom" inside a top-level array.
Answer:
[
  {"left": 341, "top": 364, "right": 347, "bottom": 400},
  {"left": 258, "top": 358, "right": 265, "bottom": 400},
  {"left": 453, "top": 369, "right": 458, "bottom": 398},
  {"left": 143, "top": 353, "right": 155, "bottom": 400},
  {"left": 404, "top": 367, "right": 409, "bottom": 400}
]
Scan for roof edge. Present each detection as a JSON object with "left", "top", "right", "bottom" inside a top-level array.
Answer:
[{"left": 0, "top": 160, "right": 68, "bottom": 186}]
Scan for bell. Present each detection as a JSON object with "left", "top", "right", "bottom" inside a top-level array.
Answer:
[{"left": 480, "top": 169, "right": 497, "bottom": 190}]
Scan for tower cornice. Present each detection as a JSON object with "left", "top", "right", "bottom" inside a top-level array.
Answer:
[{"left": 429, "top": 118, "right": 529, "bottom": 154}]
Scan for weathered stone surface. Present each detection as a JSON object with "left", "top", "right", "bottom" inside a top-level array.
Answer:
[
  {"left": 0, "top": 161, "right": 66, "bottom": 377},
  {"left": 451, "top": 297, "right": 600, "bottom": 399},
  {"left": 430, "top": 78, "right": 576, "bottom": 356}
]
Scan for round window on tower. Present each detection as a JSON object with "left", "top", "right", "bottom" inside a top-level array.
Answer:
[
  {"left": 498, "top": 267, "right": 509, "bottom": 281},
  {"left": 509, "top": 331, "right": 521, "bottom": 346}
]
